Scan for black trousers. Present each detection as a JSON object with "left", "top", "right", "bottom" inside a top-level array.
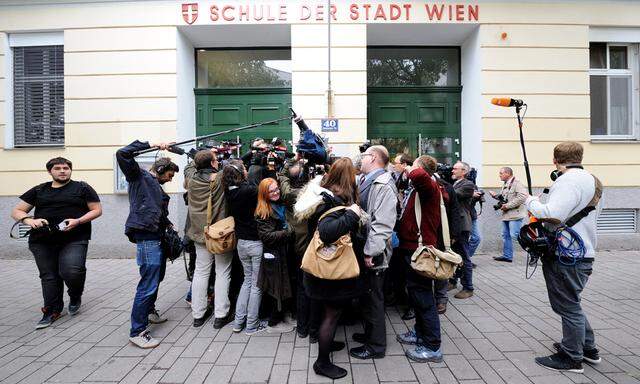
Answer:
[
  {"left": 360, "top": 269, "right": 387, "bottom": 354},
  {"left": 386, "top": 248, "right": 408, "bottom": 305},
  {"left": 296, "top": 268, "right": 320, "bottom": 337},
  {"left": 399, "top": 248, "right": 441, "bottom": 351},
  {"left": 29, "top": 240, "right": 89, "bottom": 313}
]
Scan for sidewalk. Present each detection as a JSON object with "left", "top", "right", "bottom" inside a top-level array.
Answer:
[{"left": 0, "top": 251, "right": 639, "bottom": 383}]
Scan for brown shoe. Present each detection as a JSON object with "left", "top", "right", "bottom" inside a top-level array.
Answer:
[
  {"left": 454, "top": 290, "right": 474, "bottom": 299},
  {"left": 437, "top": 303, "right": 447, "bottom": 314}
]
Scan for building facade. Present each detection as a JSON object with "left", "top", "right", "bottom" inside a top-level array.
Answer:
[{"left": 1, "top": 0, "right": 639, "bottom": 257}]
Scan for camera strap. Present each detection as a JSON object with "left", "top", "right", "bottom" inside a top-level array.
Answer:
[{"left": 10, "top": 216, "right": 34, "bottom": 239}]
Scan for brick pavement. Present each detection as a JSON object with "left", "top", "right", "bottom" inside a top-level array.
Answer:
[{"left": 0, "top": 251, "right": 639, "bottom": 383}]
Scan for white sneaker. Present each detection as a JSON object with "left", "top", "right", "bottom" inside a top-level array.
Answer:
[
  {"left": 148, "top": 309, "right": 167, "bottom": 324},
  {"left": 267, "top": 322, "right": 295, "bottom": 334},
  {"left": 129, "top": 330, "right": 160, "bottom": 349}
]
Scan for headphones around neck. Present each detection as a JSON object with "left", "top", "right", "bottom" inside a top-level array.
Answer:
[{"left": 550, "top": 164, "right": 583, "bottom": 181}]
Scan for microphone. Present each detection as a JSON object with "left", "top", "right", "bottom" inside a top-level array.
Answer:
[{"left": 491, "top": 98, "right": 524, "bottom": 107}]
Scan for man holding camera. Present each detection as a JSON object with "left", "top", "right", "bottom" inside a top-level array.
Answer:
[
  {"left": 350, "top": 145, "right": 397, "bottom": 360},
  {"left": 185, "top": 149, "right": 235, "bottom": 329},
  {"left": 449, "top": 161, "right": 474, "bottom": 299},
  {"left": 491, "top": 167, "right": 527, "bottom": 262},
  {"left": 526, "top": 142, "right": 601, "bottom": 373},
  {"left": 116, "top": 140, "right": 179, "bottom": 349},
  {"left": 11, "top": 157, "right": 102, "bottom": 329}
]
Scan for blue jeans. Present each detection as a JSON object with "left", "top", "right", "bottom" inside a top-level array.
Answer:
[
  {"left": 130, "top": 240, "right": 165, "bottom": 337},
  {"left": 234, "top": 239, "right": 263, "bottom": 331},
  {"left": 467, "top": 219, "right": 481, "bottom": 257},
  {"left": 502, "top": 219, "right": 523, "bottom": 260}
]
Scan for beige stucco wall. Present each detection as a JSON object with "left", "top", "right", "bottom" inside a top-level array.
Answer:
[{"left": 1, "top": 1, "right": 639, "bottom": 196}]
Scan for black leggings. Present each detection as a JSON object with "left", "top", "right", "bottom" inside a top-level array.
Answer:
[{"left": 317, "top": 301, "right": 344, "bottom": 364}]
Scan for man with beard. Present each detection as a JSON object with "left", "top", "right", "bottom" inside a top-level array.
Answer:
[
  {"left": 12, "top": 157, "right": 102, "bottom": 329},
  {"left": 116, "top": 140, "right": 178, "bottom": 348}
]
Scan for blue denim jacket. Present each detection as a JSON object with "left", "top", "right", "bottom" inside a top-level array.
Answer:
[{"left": 116, "top": 140, "right": 169, "bottom": 242}]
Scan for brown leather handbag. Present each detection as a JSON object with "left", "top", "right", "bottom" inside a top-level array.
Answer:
[
  {"left": 410, "top": 191, "right": 463, "bottom": 280},
  {"left": 204, "top": 192, "right": 236, "bottom": 254},
  {"left": 301, "top": 206, "right": 360, "bottom": 280}
]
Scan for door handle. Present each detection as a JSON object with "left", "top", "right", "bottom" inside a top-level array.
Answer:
[
  {"left": 455, "top": 151, "right": 460, "bottom": 158},
  {"left": 454, "top": 138, "right": 460, "bottom": 145}
]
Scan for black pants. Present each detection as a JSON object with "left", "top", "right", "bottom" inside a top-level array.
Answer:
[
  {"left": 542, "top": 257, "right": 595, "bottom": 361},
  {"left": 29, "top": 240, "right": 89, "bottom": 313},
  {"left": 296, "top": 268, "right": 320, "bottom": 337},
  {"left": 399, "top": 248, "right": 441, "bottom": 351},
  {"left": 386, "top": 248, "right": 408, "bottom": 305},
  {"left": 452, "top": 232, "right": 473, "bottom": 291},
  {"left": 360, "top": 269, "right": 387, "bottom": 354}
]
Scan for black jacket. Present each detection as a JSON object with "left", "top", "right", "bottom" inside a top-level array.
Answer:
[
  {"left": 226, "top": 182, "right": 259, "bottom": 241},
  {"left": 437, "top": 178, "right": 463, "bottom": 242},
  {"left": 116, "top": 141, "right": 171, "bottom": 242},
  {"left": 303, "top": 194, "right": 368, "bottom": 302},
  {"left": 256, "top": 213, "right": 293, "bottom": 309}
]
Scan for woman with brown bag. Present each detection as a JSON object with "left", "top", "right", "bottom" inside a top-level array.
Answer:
[{"left": 295, "top": 157, "right": 368, "bottom": 379}]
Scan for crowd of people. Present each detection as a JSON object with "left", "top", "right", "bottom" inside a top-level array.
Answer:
[{"left": 10, "top": 137, "right": 602, "bottom": 377}]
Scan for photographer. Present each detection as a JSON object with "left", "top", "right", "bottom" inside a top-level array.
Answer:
[
  {"left": 11, "top": 157, "right": 102, "bottom": 329},
  {"left": 185, "top": 150, "right": 235, "bottom": 329},
  {"left": 396, "top": 156, "right": 443, "bottom": 363},
  {"left": 350, "top": 145, "right": 397, "bottom": 360},
  {"left": 116, "top": 140, "right": 179, "bottom": 349},
  {"left": 449, "top": 161, "right": 474, "bottom": 299},
  {"left": 490, "top": 167, "right": 527, "bottom": 262},
  {"left": 526, "top": 142, "right": 600, "bottom": 373}
]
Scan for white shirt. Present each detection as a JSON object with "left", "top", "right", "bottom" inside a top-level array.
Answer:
[{"left": 525, "top": 169, "right": 598, "bottom": 258}]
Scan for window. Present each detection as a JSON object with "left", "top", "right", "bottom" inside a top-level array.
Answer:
[
  {"left": 589, "top": 43, "right": 639, "bottom": 139},
  {"left": 196, "top": 49, "right": 291, "bottom": 88},
  {"left": 367, "top": 47, "right": 460, "bottom": 87},
  {"left": 12, "top": 45, "right": 64, "bottom": 146}
]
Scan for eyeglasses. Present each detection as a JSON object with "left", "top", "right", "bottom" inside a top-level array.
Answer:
[{"left": 362, "top": 153, "right": 374, "bottom": 158}]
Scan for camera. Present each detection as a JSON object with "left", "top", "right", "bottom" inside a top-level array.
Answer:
[
  {"left": 493, "top": 194, "right": 508, "bottom": 210},
  {"left": 359, "top": 140, "right": 371, "bottom": 154}
]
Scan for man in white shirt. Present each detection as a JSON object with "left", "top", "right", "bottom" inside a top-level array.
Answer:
[{"left": 525, "top": 142, "right": 601, "bottom": 373}]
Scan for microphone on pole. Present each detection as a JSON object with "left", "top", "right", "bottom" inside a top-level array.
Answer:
[{"left": 491, "top": 97, "right": 524, "bottom": 108}]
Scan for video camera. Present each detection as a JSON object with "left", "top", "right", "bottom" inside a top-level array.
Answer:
[
  {"left": 359, "top": 140, "right": 371, "bottom": 154},
  {"left": 291, "top": 110, "right": 328, "bottom": 166}
]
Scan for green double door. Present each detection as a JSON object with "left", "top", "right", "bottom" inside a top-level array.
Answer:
[
  {"left": 368, "top": 87, "right": 461, "bottom": 164},
  {"left": 195, "top": 88, "right": 292, "bottom": 151}
]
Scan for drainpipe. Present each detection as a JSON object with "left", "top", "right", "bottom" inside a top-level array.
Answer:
[{"left": 327, "top": 0, "right": 333, "bottom": 118}]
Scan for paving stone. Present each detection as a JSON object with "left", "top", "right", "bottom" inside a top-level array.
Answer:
[
  {"left": 274, "top": 342, "right": 294, "bottom": 364},
  {"left": 243, "top": 336, "right": 280, "bottom": 357},
  {"left": 181, "top": 337, "right": 213, "bottom": 358},
  {"left": 120, "top": 363, "right": 154, "bottom": 384},
  {"left": 184, "top": 363, "right": 213, "bottom": 384},
  {"left": 204, "top": 365, "right": 235, "bottom": 383},
  {"left": 0, "top": 253, "right": 639, "bottom": 384},
  {"left": 446, "top": 354, "right": 481, "bottom": 380},
  {"left": 214, "top": 342, "right": 245, "bottom": 366},
  {"left": 85, "top": 356, "right": 142, "bottom": 382},
  {"left": 269, "top": 364, "right": 290, "bottom": 384},
  {"left": 232, "top": 357, "right": 274, "bottom": 383},
  {"left": 290, "top": 347, "right": 309, "bottom": 370},
  {"left": 375, "top": 355, "right": 416, "bottom": 382},
  {"left": 161, "top": 356, "right": 199, "bottom": 383},
  {"left": 288, "top": 369, "right": 307, "bottom": 384},
  {"left": 351, "top": 362, "right": 380, "bottom": 383},
  {"left": 432, "top": 367, "right": 459, "bottom": 384}
]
